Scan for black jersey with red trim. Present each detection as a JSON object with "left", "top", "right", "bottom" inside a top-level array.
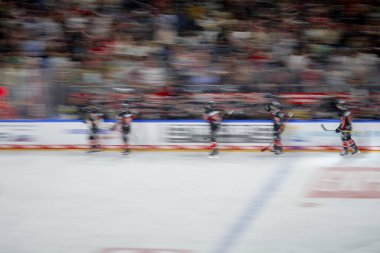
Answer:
[
  {"left": 338, "top": 109, "right": 352, "bottom": 131},
  {"left": 269, "top": 111, "right": 286, "bottom": 132},
  {"left": 86, "top": 112, "right": 103, "bottom": 132},
  {"left": 203, "top": 109, "right": 223, "bottom": 126}
]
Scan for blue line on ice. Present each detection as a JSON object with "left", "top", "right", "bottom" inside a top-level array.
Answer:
[{"left": 211, "top": 157, "right": 293, "bottom": 253}]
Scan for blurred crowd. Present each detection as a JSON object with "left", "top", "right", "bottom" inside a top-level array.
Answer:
[{"left": 0, "top": 0, "right": 380, "bottom": 120}]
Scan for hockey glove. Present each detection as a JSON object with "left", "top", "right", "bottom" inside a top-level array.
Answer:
[{"left": 335, "top": 128, "right": 341, "bottom": 133}]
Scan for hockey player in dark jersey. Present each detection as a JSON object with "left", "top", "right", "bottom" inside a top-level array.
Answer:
[
  {"left": 265, "top": 101, "right": 293, "bottom": 155},
  {"left": 203, "top": 101, "right": 232, "bottom": 158},
  {"left": 83, "top": 105, "right": 103, "bottom": 153},
  {"left": 203, "top": 101, "right": 222, "bottom": 158},
  {"left": 335, "top": 100, "right": 360, "bottom": 156},
  {"left": 111, "top": 103, "right": 135, "bottom": 155}
]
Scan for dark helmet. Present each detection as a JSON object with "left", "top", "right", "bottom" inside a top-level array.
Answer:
[
  {"left": 336, "top": 100, "right": 347, "bottom": 110},
  {"left": 205, "top": 101, "right": 215, "bottom": 110},
  {"left": 87, "top": 100, "right": 101, "bottom": 112},
  {"left": 121, "top": 102, "right": 129, "bottom": 110},
  {"left": 266, "top": 101, "right": 281, "bottom": 112}
]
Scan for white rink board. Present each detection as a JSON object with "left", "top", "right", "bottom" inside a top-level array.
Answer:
[{"left": 0, "top": 120, "right": 379, "bottom": 147}]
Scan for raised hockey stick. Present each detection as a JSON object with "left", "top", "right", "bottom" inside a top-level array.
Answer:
[
  {"left": 223, "top": 110, "right": 234, "bottom": 120},
  {"left": 321, "top": 124, "right": 334, "bottom": 131},
  {"left": 321, "top": 124, "right": 351, "bottom": 132}
]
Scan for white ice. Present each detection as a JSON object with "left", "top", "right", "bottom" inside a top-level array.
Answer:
[{"left": 0, "top": 151, "right": 379, "bottom": 253}]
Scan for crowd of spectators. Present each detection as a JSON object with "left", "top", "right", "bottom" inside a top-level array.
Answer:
[{"left": 0, "top": 0, "right": 379, "bottom": 120}]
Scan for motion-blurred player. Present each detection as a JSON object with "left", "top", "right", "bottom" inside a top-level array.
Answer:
[
  {"left": 335, "top": 100, "right": 360, "bottom": 156},
  {"left": 265, "top": 101, "right": 293, "bottom": 155},
  {"left": 111, "top": 103, "right": 135, "bottom": 155},
  {"left": 203, "top": 101, "right": 233, "bottom": 158},
  {"left": 83, "top": 104, "right": 104, "bottom": 153}
]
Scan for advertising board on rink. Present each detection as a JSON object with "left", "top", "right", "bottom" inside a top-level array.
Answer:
[
  {"left": 161, "top": 122, "right": 273, "bottom": 144},
  {"left": 0, "top": 123, "right": 38, "bottom": 143}
]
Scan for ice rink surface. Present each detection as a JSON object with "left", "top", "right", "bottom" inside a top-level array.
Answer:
[{"left": 0, "top": 150, "right": 380, "bottom": 253}]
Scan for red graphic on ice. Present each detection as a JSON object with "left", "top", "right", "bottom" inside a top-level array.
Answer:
[{"left": 308, "top": 167, "right": 380, "bottom": 198}]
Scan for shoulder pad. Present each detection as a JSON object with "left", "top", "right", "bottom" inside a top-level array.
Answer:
[
  {"left": 343, "top": 110, "right": 351, "bottom": 117},
  {"left": 209, "top": 111, "right": 220, "bottom": 116}
]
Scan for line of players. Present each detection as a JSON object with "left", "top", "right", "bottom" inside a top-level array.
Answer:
[
  {"left": 82, "top": 100, "right": 360, "bottom": 157},
  {"left": 81, "top": 102, "right": 134, "bottom": 155}
]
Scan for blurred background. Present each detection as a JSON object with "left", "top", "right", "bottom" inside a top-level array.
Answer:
[{"left": 0, "top": 0, "right": 379, "bottom": 120}]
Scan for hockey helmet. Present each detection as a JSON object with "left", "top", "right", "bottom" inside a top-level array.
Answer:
[
  {"left": 205, "top": 101, "right": 215, "bottom": 110},
  {"left": 121, "top": 102, "right": 129, "bottom": 110},
  {"left": 266, "top": 101, "right": 281, "bottom": 112},
  {"left": 336, "top": 100, "right": 347, "bottom": 110}
]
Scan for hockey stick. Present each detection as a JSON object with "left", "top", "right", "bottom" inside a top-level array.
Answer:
[
  {"left": 321, "top": 124, "right": 351, "bottom": 132},
  {"left": 261, "top": 141, "right": 274, "bottom": 152},
  {"left": 321, "top": 124, "right": 334, "bottom": 131},
  {"left": 223, "top": 110, "right": 234, "bottom": 120}
]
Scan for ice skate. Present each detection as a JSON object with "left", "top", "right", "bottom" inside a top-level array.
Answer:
[
  {"left": 122, "top": 149, "right": 131, "bottom": 156},
  {"left": 208, "top": 149, "right": 219, "bottom": 158},
  {"left": 351, "top": 148, "right": 361, "bottom": 156},
  {"left": 273, "top": 146, "right": 283, "bottom": 156},
  {"left": 274, "top": 150, "right": 283, "bottom": 156},
  {"left": 86, "top": 147, "right": 100, "bottom": 153}
]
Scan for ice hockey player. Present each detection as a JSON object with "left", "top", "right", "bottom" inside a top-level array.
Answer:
[
  {"left": 111, "top": 102, "right": 135, "bottom": 155},
  {"left": 265, "top": 101, "right": 293, "bottom": 155},
  {"left": 335, "top": 100, "right": 360, "bottom": 156},
  {"left": 83, "top": 103, "right": 103, "bottom": 153},
  {"left": 203, "top": 101, "right": 233, "bottom": 158}
]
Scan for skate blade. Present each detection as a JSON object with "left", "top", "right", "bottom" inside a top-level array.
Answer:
[
  {"left": 86, "top": 150, "right": 99, "bottom": 153},
  {"left": 208, "top": 155, "right": 219, "bottom": 159}
]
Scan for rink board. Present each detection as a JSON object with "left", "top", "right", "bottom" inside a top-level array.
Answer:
[{"left": 0, "top": 120, "right": 379, "bottom": 151}]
